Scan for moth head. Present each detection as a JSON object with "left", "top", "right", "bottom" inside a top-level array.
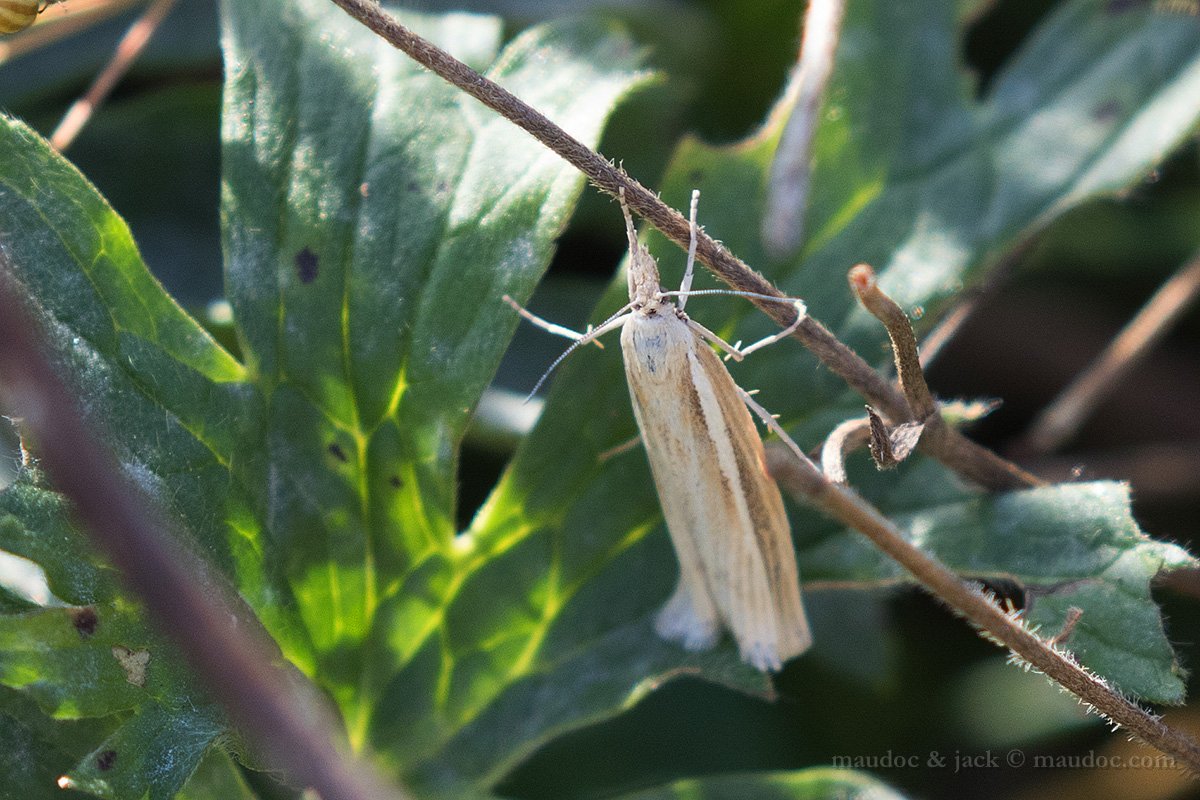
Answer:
[
  {"left": 618, "top": 189, "right": 668, "bottom": 311},
  {"left": 627, "top": 243, "right": 667, "bottom": 312}
]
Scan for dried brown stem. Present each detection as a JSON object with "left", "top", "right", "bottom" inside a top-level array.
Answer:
[
  {"left": 762, "top": 0, "right": 847, "bottom": 259},
  {"left": 865, "top": 407, "right": 925, "bottom": 469},
  {"left": 0, "top": 261, "right": 408, "bottom": 800},
  {"left": 326, "top": 0, "right": 1037, "bottom": 491},
  {"left": 50, "top": 0, "right": 176, "bottom": 152},
  {"left": 1020, "top": 250, "right": 1200, "bottom": 455},
  {"left": 848, "top": 263, "right": 1042, "bottom": 487},
  {"left": 849, "top": 263, "right": 937, "bottom": 420},
  {"left": 765, "top": 446, "right": 1200, "bottom": 774}
]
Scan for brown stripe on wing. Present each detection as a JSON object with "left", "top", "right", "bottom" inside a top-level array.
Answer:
[
  {"left": 690, "top": 339, "right": 789, "bottom": 562},
  {"left": 691, "top": 336, "right": 811, "bottom": 659}
]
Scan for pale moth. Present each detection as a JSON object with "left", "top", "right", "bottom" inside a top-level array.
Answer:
[{"left": 505, "top": 189, "right": 812, "bottom": 672}]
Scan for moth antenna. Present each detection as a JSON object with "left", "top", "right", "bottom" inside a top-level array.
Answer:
[
  {"left": 658, "top": 289, "right": 807, "bottom": 307},
  {"left": 525, "top": 341, "right": 586, "bottom": 402},
  {"left": 502, "top": 294, "right": 604, "bottom": 349},
  {"left": 523, "top": 305, "right": 634, "bottom": 401},
  {"left": 679, "top": 188, "right": 700, "bottom": 310},
  {"left": 618, "top": 188, "right": 639, "bottom": 254}
]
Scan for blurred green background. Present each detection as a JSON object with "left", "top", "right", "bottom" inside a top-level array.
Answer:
[{"left": 1, "top": 1, "right": 1198, "bottom": 799}]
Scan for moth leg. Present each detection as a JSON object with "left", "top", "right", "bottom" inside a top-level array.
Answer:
[
  {"left": 597, "top": 434, "right": 642, "bottom": 463},
  {"left": 686, "top": 319, "right": 747, "bottom": 362},
  {"left": 734, "top": 299, "right": 806, "bottom": 357},
  {"left": 684, "top": 300, "right": 807, "bottom": 363},
  {"left": 737, "top": 386, "right": 821, "bottom": 474},
  {"left": 655, "top": 577, "right": 721, "bottom": 652},
  {"left": 502, "top": 295, "right": 604, "bottom": 348}
]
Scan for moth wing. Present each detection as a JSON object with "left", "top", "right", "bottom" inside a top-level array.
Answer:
[
  {"left": 623, "top": 317, "right": 723, "bottom": 650},
  {"left": 623, "top": 315, "right": 812, "bottom": 670},
  {"left": 689, "top": 339, "right": 812, "bottom": 669}
]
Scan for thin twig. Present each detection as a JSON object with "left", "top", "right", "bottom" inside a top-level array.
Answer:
[
  {"left": 0, "top": 260, "right": 408, "bottom": 800},
  {"left": 763, "top": 445, "right": 1200, "bottom": 774},
  {"left": 918, "top": 295, "right": 978, "bottom": 369},
  {"left": 325, "top": 0, "right": 1038, "bottom": 491},
  {"left": 49, "top": 0, "right": 176, "bottom": 152},
  {"left": 761, "top": 0, "right": 846, "bottom": 259},
  {"left": 1019, "top": 250, "right": 1200, "bottom": 455}
]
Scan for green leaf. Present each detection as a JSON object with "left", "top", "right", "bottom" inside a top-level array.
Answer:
[
  {"left": 0, "top": 710, "right": 75, "bottom": 800},
  {"left": 0, "top": 604, "right": 185, "bottom": 718},
  {"left": 176, "top": 749, "right": 260, "bottom": 800},
  {"left": 220, "top": 0, "right": 655, "bottom": 769},
  {"left": 59, "top": 701, "right": 226, "bottom": 800},
  {"left": 4, "top": 1, "right": 651, "bottom": 797},
  {"left": 0, "top": 110, "right": 245, "bottom": 799},
  {"left": 798, "top": 473, "right": 1192, "bottom": 702},
  {"left": 610, "top": 769, "right": 908, "bottom": 800},
  {"left": 0, "top": 686, "right": 116, "bottom": 800},
  {"left": 0, "top": 477, "right": 119, "bottom": 606}
]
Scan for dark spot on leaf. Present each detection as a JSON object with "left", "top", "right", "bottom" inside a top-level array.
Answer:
[
  {"left": 406, "top": 181, "right": 420, "bottom": 193},
  {"left": 389, "top": 475, "right": 403, "bottom": 489},
  {"left": 1093, "top": 99, "right": 1122, "bottom": 122},
  {"left": 70, "top": 606, "right": 99, "bottom": 638},
  {"left": 96, "top": 750, "right": 117, "bottom": 771},
  {"left": 688, "top": 169, "right": 705, "bottom": 184},
  {"left": 1104, "top": 0, "right": 1146, "bottom": 12},
  {"left": 295, "top": 247, "right": 319, "bottom": 284},
  {"left": 436, "top": 181, "right": 449, "bottom": 194},
  {"left": 328, "top": 442, "right": 348, "bottom": 462}
]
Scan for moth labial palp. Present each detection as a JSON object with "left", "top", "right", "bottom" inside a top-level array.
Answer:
[{"left": 504, "top": 188, "right": 812, "bottom": 672}]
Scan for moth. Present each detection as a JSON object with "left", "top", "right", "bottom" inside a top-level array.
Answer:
[{"left": 505, "top": 189, "right": 812, "bottom": 671}]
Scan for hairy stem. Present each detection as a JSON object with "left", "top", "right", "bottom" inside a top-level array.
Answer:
[{"left": 765, "top": 447, "right": 1200, "bottom": 774}]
